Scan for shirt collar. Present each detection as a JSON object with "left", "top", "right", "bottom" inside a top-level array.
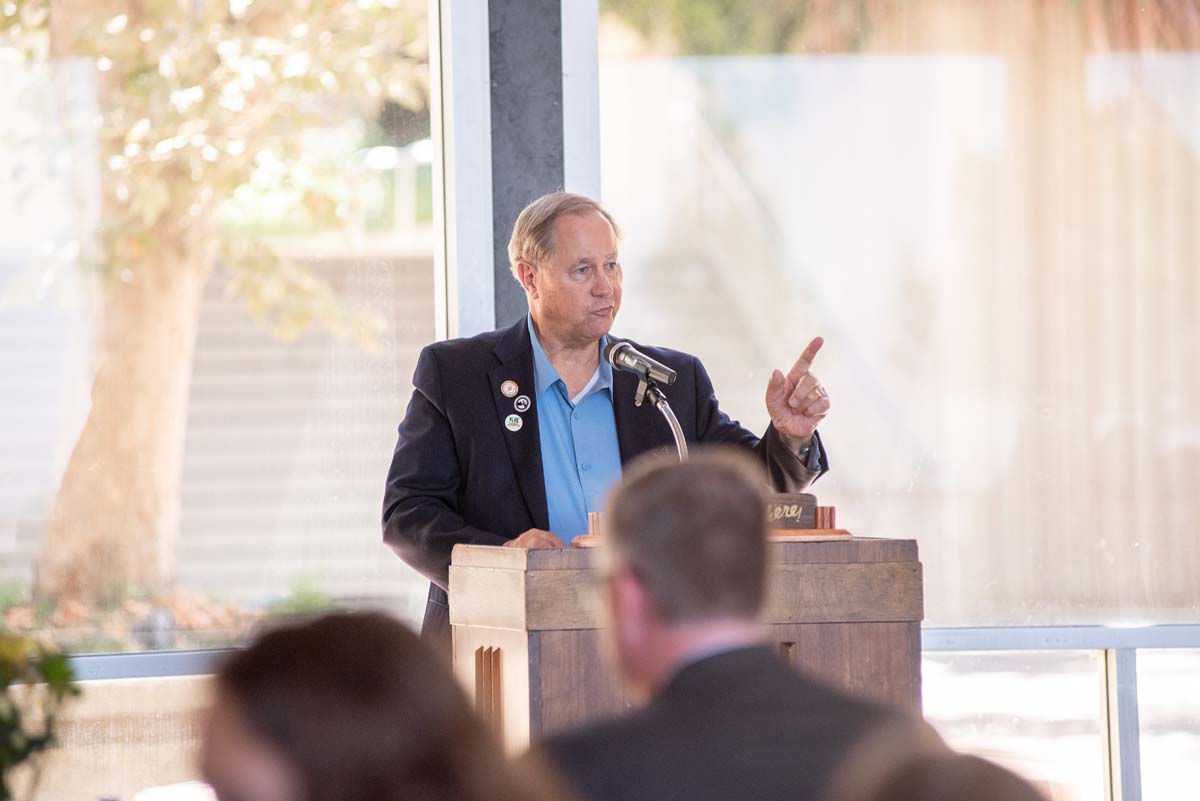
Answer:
[{"left": 527, "top": 313, "right": 613, "bottom": 401}]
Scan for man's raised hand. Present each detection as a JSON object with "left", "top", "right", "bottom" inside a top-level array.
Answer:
[{"left": 764, "top": 336, "right": 830, "bottom": 450}]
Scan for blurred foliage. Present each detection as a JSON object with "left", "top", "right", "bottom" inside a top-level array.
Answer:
[
  {"left": 0, "top": 586, "right": 23, "bottom": 616},
  {"left": 0, "top": 634, "right": 80, "bottom": 801},
  {"left": 602, "top": 0, "right": 814, "bottom": 54},
  {"left": 600, "top": 0, "right": 886, "bottom": 54},
  {"left": 0, "top": 0, "right": 428, "bottom": 344},
  {"left": 3, "top": 591, "right": 263, "bottom": 653},
  {"left": 267, "top": 575, "right": 332, "bottom": 616}
]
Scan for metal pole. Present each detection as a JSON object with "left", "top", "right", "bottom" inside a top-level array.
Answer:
[{"left": 640, "top": 381, "right": 688, "bottom": 461}]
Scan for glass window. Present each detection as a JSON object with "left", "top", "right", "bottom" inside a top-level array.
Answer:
[
  {"left": 922, "top": 651, "right": 1106, "bottom": 801},
  {"left": 597, "top": 1, "right": 1200, "bottom": 626},
  {"left": 1138, "top": 649, "right": 1200, "bottom": 801},
  {"left": 13, "top": 675, "right": 212, "bottom": 801},
  {"left": 1, "top": 1, "right": 434, "bottom": 653}
]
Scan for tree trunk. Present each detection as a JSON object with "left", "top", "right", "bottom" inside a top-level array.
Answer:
[
  {"left": 36, "top": 223, "right": 212, "bottom": 603},
  {"left": 35, "top": 0, "right": 216, "bottom": 604}
]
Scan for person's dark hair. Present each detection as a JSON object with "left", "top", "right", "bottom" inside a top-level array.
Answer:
[
  {"left": 862, "top": 754, "right": 1048, "bottom": 801},
  {"left": 605, "top": 448, "right": 770, "bottom": 623},
  {"left": 216, "top": 611, "right": 565, "bottom": 801}
]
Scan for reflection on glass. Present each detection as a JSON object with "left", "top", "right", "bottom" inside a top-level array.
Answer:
[
  {"left": 921, "top": 651, "right": 1105, "bottom": 801},
  {"left": 597, "top": 1, "right": 1200, "bottom": 626},
  {"left": 1138, "top": 649, "right": 1200, "bottom": 801},
  {"left": 0, "top": 2, "right": 433, "bottom": 652}
]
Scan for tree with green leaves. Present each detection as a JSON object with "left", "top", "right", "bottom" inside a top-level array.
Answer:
[
  {"left": 0, "top": 633, "right": 79, "bottom": 800},
  {"left": 1, "top": 0, "right": 426, "bottom": 607},
  {"left": 601, "top": 0, "right": 819, "bottom": 55}
]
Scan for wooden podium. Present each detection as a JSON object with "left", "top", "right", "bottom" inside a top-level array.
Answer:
[{"left": 449, "top": 538, "right": 923, "bottom": 751}]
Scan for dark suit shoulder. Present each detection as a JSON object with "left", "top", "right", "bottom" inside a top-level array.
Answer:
[
  {"left": 421, "top": 326, "right": 506, "bottom": 360},
  {"left": 414, "top": 320, "right": 525, "bottom": 394},
  {"left": 539, "top": 648, "right": 911, "bottom": 801},
  {"left": 538, "top": 704, "right": 684, "bottom": 801},
  {"left": 540, "top": 706, "right": 657, "bottom": 762}
]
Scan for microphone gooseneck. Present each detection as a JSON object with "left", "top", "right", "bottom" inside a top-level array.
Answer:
[{"left": 604, "top": 341, "right": 687, "bottom": 460}]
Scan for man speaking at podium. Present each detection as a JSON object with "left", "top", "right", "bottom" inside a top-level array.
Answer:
[{"left": 382, "top": 192, "right": 832, "bottom": 652}]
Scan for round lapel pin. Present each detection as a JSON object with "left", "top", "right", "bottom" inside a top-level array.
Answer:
[
  {"left": 504, "top": 413, "right": 523, "bottom": 432},
  {"left": 514, "top": 395, "right": 531, "bottom": 413},
  {"left": 501, "top": 380, "right": 518, "bottom": 397}
]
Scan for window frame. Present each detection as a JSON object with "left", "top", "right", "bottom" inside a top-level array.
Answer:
[{"left": 49, "top": 8, "right": 1200, "bottom": 801}]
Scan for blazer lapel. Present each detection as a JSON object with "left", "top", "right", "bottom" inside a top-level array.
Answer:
[{"left": 490, "top": 320, "right": 549, "bottom": 531}]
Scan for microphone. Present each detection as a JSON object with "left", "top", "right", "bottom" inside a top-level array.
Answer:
[{"left": 604, "top": 341, "right": 677, "bottom": 386}]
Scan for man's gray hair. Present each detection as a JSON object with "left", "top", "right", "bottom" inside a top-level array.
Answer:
[{"left": 507, "top": 192, "right": 621, "bottom": 280}]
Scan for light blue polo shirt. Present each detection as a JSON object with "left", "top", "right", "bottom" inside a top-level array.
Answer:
[{"left": 528, "top": 315, "right": 623, "bottom": 539}]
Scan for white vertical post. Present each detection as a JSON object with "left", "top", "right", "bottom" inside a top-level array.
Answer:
[
  {"left": 1103, "top": 648, "right": 1143, "bottom": 801},
  {"left": 560, "top": 0, "right": 601, "bottom": 200},
  {"left": 430, "top": 0, "right": 496, "bottom": 339}
]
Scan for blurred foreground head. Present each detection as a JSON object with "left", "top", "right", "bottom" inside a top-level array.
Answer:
[
  {"left": 601, "top": 448, "right": 770, "bottom": 695},
  {"left": 200, "top": 611, "right": 562, "bottom": 801}
]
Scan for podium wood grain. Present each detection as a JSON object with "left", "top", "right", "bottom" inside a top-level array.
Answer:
[{"left": 450, "top": 539, "right": 923, "bottom": 751}]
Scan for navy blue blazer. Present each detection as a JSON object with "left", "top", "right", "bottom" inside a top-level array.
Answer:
[
  {"left": 537, "top": 646, "right": 934, "bottom": 801},
  {"left": 382, "top": 319, "right": 828, "bottom": 641}
]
